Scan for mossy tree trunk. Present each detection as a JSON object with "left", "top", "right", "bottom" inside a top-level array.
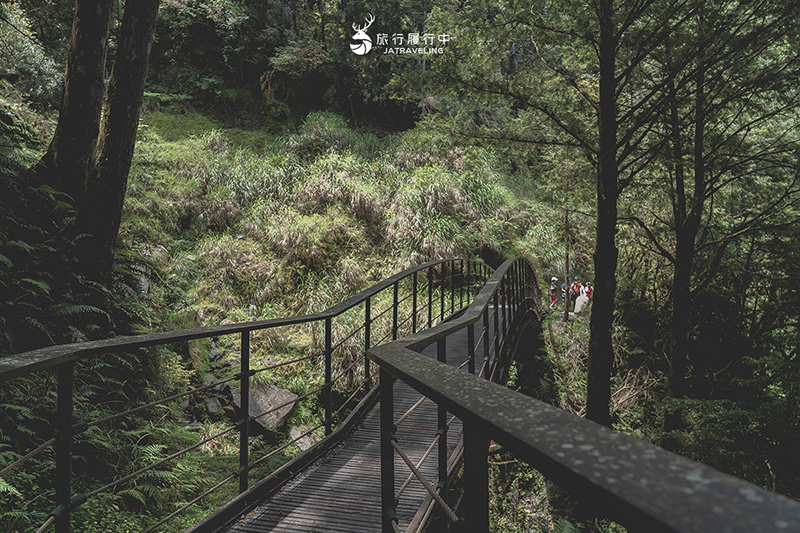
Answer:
[
  {"left": 76, "top": 0, "right": 160, "bottom": 284},
  {"left": 37, "top": 0, "right": 113, "bottom": 203}
]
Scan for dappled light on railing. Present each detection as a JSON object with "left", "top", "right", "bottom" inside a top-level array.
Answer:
[
  {"left": 371, "top": 257, "right": 539, "bottom": 532},
  {"left": 0, "top": 258, "right": 491, "bottom": 533},
  {"left": 368, "top": 258, "right": 800, "bottom": 532}
]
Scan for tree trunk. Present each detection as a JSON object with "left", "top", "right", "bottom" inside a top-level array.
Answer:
[
  {"left": 665, "top": 18, "right": 705, "bottom": 442},
  {"left": 36, "top": 0, "right": 113, "bottom": 203},
  {"left": 585, "top": 0, "right": 617, "bottom": 428},
  {"left": 663, "top": 149, "right": 703, "bottom": 449},
  {"left": 563, "top": 201, "right": 571, "bottom": 323},
  {"left": 76, "top": 0, "right": 160, "bottom": 284}
]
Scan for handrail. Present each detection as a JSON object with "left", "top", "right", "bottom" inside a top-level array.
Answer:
[
  {"left": 368, "top": 258, "right": 800, "bottom": 532},
  {"left": 0, "top": 257, "right": 492, "bottom": 533},
  {"left": 0, "top": 258, "right": 484, "bottom": 383}
]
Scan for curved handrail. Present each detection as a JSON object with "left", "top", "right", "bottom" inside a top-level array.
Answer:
[
  {"left": 0, "top": 258, "right": 490, "bottom": 382},
  {"left": 0, "top": 256, "right": 493, "bottom": 533},
  {"left": 368, "top": 257, "right": 541, "bottom": 532},
  {"left": 384, "top": 257, "right": 541, "bottom": 356},
  {"left": 367, "top": 259, "right": 800, "bottom": 533}
]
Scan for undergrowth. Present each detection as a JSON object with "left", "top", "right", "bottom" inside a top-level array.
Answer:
[{"left": 2, "top": 106, "right": 549, "bottom": 532}]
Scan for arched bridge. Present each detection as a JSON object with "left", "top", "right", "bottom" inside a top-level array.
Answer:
[{"left": 1, "top": 258, "right": 799, "bottom": 533}]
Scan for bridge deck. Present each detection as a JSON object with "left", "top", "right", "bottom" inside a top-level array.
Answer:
[{"left": 226, "top": 324, "right": 488, "bottom": 532}]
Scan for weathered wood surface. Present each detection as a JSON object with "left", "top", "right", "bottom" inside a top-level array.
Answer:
[{"left": 226, "top": 326, "right": 484, "bottom": 533}]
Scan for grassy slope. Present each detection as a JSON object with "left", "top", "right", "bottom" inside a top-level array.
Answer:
[
  {"left": 1, "top": 104, "right": 607, "bottom": 533},
  {"left": 119, "top": 109, "right": 632, "bottom": 533},
  {"left": 124, "top": 109, "right": 548, "bottom": 327}
]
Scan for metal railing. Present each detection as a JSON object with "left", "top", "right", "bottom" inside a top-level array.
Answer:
[
  {"left": 368, "top": 257, "right": 800, "bottom": 532},
  {"left": 0, "top": 258, "right": 491, "bottom": 533}
]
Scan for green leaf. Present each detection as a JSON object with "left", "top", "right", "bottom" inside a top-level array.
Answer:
[
  {"left": 50, "top": 303, "right": 109, "bottom": 319},
  {"left": 0, "top": 477, "right": 22, "bottom": 499},
  {"left": 20, "top": 278, "right": 51, "bottom": 295}
]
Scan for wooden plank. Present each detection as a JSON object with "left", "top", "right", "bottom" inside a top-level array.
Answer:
[{"left": 225, "top": 326, "right": 483, "bottom": 533}]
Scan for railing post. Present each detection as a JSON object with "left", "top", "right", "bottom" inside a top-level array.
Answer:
[
  {"left": 501, "top": 278, "right": 507, "bottom": 338},
  {"left": 365, "top": 297, "right": 371, "bottom": 389},
  {"left": 511, "top": 262, "right": 518, "bottom": 314},
  {"left": 465, "top": 261, "right": 471, "bottom": 303},
  {"left": 440, "top": 265, "right": 445, "bottom": 323},
  {"left": 463, "top": 421, "right": 489, "bottom": 532},
  {"left": 392, "top": 281, "right": 399, "bottom": 341},
  {"left": 428, "top": 266, "right": 433, "bottom": 328},
  {"left": 325, "top": 317, "right": 333, "bottom": 435},
  {"left": 380, "top": 367, "right": 396, "bottom": 533},
  {"left": 459, "top": 259, "right": 464, "bottom": 309},
  {"left": 55, "top": 361, "right": 74, "bottom": 533},
  {"left": 514, "top": 262, "right": 520, "bottom": 316},
  {"left": 492, "top": 291, "right": 500, "bottom": 373},
  {"left": 467, "top": 323, "right": 475, "bottom": 375},
  {"left": 412, "top": 272, "right": 418, "bottom": 334},
  {"left": 483, "top": 306, "right": 490, "bottom": 380},
  {"left": 239, "top": 330, "right": 250, "bottom": 494},
  {"left": 437, "top": 337, "right": 448, "bottom": 507},
  {"left": 450, "top": 261, "right": 455, "bottom": 314}
]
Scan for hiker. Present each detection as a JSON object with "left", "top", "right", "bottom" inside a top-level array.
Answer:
[
  {"left": 570, "top": 277, "right": 582, "bottom": 308},
  {"left": 584, "top": 282, "right": 593, "bottom": 299},
  {"left": 549, "top": 277, "right": 558, "bottom": 308}
]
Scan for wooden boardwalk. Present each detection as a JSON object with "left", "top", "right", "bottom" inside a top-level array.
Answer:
[{"left": 226, "top": 324, "right": 487, "bottom": 533}]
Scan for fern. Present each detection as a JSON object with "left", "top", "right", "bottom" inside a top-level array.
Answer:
[
  {"left": 22, "top": 316, "right": 53, "bottom": 342},
  {"left": 50, "top": 303, "right": 110, "bottom": 319},
  {"left": 19, "top": 277, "right": 51, "bottom": 295},
  {"left": 117, "top": 488, "right": 148, "bottom": 505},
  {"left": 0, "top": 477, "right": 22, "bottom": 499}
]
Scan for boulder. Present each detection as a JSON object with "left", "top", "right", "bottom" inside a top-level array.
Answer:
[
  {"left": 290, "top": 425, "right": 320, "bottom": 452},
  {"left": 575, "top": 295, "right": 590, "bottom": 313},
  {"left": 231, "top": 383, "right": 298, "bottom": 432},
  {"left": 204, "top": 397, "right": 222, "bottom": 414}
]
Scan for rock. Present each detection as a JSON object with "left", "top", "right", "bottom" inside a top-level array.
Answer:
[
  {"left": 131, "top": 263, "right": 152, "bottom": 293},
  {"left": 290, "top": 426, "right": 320, "bottom": 452},
  {"left": 205, "top": 397, "right": 222, "bottom": 414},
  {"left": 231, "top": 383, "right": 298, "bottom": 432},
  {"left": 575, "top": 295, "right": 590, "bottom": 313}
]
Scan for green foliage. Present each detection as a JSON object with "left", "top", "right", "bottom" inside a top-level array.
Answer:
[
  {"left": 0, "top": 163, "right": 117, "bottom": 353},
  {"left": 0, "top": 4, "right": 61, "bottom": 109},
  {"left": 488, "top": 449, "right": 544, "bottom": 532}
]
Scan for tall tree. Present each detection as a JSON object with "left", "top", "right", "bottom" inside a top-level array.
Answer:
[
  {"left": 624, "top": 0, "right": 800, "bottom": 423},
  {"left": 418, "top": 0, "right": 703, "bottom": 426},
  {"left": 36, "top": 0, "right": 113, "bottom": 203},
  {"left": 75, "top": 0, "right": 160, "bottom": 283},
  {"left": 33, "top": 0, "right": 160, "bottom": 285}
]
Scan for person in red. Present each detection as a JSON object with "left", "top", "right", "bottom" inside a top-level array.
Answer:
[
  {"left": 584, "top": 282, "right": 593, "bottom": 299},
  {"left": 549, "top": 277, "right": 559, "bottom": 308}
]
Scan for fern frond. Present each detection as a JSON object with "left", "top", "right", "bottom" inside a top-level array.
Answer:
[
  {"left": 19, "top": 278, "right": 51, "bottom": 295},
  {"left": 0, "top": 477, "right": 22, "bottom": 499},
  {"left": 23, "top": 317, "right": 53, "bottom": 341},
  {"left": 117, "top": 488, "right": 147, "bottom": 505},
  {"left": 50, "top": 303, "right": 109, "bottom": 319}
]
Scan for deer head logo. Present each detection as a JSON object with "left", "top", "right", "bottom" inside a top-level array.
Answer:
[{"left": 350, "top": 14, "right": 375, "bottom": 55}]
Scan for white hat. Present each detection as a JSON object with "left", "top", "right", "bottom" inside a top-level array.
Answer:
[{"left": 551, "top": 276, "right": 558, "bottom": 281}]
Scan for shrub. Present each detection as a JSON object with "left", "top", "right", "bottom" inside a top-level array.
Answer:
[{"left": 0, "top": 5, "right": 61, "bottom": 109}]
